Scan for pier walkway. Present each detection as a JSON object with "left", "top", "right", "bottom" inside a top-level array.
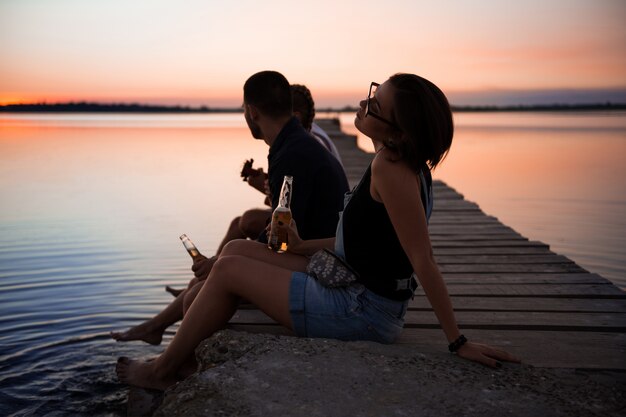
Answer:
[{"left": 229, "top": 118, "right": 626, "bottom": 371}]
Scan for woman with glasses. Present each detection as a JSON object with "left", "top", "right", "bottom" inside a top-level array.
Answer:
[{"left": 116, "top": 73, "right": 520, "bottom": 391}]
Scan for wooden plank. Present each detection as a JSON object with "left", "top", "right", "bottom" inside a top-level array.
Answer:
[
  {"left": 430, "top": 193, "right": 464, "bottom": 200},
  {"left": 414, "top": 283, "right": 626, "bottom": 297},
  {"left": 429, "top": 217, "right": 502, "bottom": 225},
  {"left": 409, "top": 296, "right": 626, "bottom": 313},
  {"left": 429, "top": 225, "right": 521, "bottom": 234},
  {"left": 431, "top": 234, "right": 527, "bottom": 241},
  {"left": 229, "top": 309, "right": 626, "bottom": 332},
  {"left": 440, "top": 272, "right": 611, "bottom": 284},
  {"left": 430, "top": 230, "right": 524, "bottom": 237},
  {"left": 230, "top": 306, "right": 626, "bottom": 327},
  {"left": 401, "top": 310, "right": 626, "bottom": 331},
  {"left": 432, "top": 206, "right": 482, "bottom": 212},
  {"left": 395, "top": 329, "right": 626, "bottom": 369},
  {"left": 439, "top": 263, "right": 586, "bottom": 273},
  {"left": 433, "top": 201, "right": 481, "bottom": 208},
  {"left": 429, "top": 212, "right": 497, "bottom": 219},
  {"left": 432, "top": 240, "right": 549, "bottom": 248},
  {"left": 435, "top": 254, "right": 576, "bottom": 264},
  {"left": 430, "top": 217, "right": 493, "bottom": 223},
  {"left": 433, "top": 246, "right": 554, "bottom": 255},
  {"left": 429, "top": 221, "right": 504, "bottom": 228}
]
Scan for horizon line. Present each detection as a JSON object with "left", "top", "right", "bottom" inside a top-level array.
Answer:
[{"left": 1, "top": 101, "right": 626, "bottom": 113}]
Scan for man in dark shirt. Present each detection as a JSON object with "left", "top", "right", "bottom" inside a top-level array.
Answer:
[{"left": 243, "top": 72, "right": 348, "bottom": 242}]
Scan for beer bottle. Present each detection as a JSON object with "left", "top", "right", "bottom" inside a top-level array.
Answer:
[
  {"left": 180, "top": 234, "right": 202, "bottom": 259},
  {"left": 268, "top": 175, "right": 293, "bottom": 253}
]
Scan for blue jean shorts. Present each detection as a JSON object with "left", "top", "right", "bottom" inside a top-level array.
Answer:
[{"left": 289, "top": 272, "right": 407, "bottom": 344}]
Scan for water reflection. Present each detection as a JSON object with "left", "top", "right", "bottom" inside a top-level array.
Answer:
[
  {"left": 0, "top": 112, "right": 625, "bottom": 415},
  {"left": 0, "top": 114, "right": 269, "bottom": 415}
]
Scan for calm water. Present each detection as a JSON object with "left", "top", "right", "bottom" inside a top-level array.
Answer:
[{"left": 1, "top": 112, "right": 625, "bottom": 415}]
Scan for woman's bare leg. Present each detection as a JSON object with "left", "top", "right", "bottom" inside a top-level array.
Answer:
[
  {"left": 220, "top": 239, "right": 309, "bottom": 271},
  {"left": 176, "top": 239, "right": 310, "bottom": 310},
  {"left": 116, "top": 255, "right": 295, "bottom": 390},
  {"left": 183, "top": 281, "right": 204, "bottom": 315}
]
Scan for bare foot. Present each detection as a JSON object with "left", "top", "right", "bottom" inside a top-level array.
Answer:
[
  {"left": 110, "top": 322, "right": 165, "bottom": 345},
  {"left": 165, "top": 285, "right": 184, "bottom": 297},
  {"left": 116, "top": 357, "right": 178, "bottom": 391}
]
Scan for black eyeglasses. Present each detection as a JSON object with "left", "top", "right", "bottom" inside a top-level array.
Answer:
[{"left": 366, "top": 82, "right": 399, "bottom": 129}]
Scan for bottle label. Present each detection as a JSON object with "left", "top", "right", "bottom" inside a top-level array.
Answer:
[{"left": 269, "top": 208, "right": 292, "bottom": 253}]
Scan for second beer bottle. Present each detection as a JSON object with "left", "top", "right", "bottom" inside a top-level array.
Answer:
[
  {"left": 180, "top": 234, "right": 202, "bottom": 259},
  {"left": 268, "top": 175, "right": 293, "bottom": 253}
]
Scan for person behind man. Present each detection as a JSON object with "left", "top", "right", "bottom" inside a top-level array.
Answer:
[
  {"left": 292, "top": 84, "right": 343, "bottom": 165},
  {"left": 112, "top": 71, "right": 349, "bottom": 345}
]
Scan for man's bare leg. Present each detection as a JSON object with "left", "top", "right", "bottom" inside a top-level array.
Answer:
[
  {"left": 215, "top": 216, "right": 247, "bottom": 255},
  {"left": 166, "top": 255, "right": 216, "bottom": 298},
  {"left": 236, "top": 208, "right": 271, "bottom": 242},
  {"left": 110, "top": 291, "right": 186, "bottom": 345},
  {"left": 165, "top": 285, "right": 184, "bottom": 297}
]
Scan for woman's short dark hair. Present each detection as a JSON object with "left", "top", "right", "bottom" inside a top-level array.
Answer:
[
  {"left": 291, "top": 84, "right": 315, "bottom": 131},
  {"left": 243, "top": 71, "right": 292, "bottom": 118},
  {"left": 387, "top": 73, "right": 453, "bottom": 172}
]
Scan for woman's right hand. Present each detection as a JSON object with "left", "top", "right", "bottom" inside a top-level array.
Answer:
[{"left": 456, "top": 341, "right": 521, "bottom": 368}]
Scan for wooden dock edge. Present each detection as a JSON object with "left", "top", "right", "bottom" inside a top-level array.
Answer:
[{"left": 228, "top": 118, "right": 626, "bottom": 371}]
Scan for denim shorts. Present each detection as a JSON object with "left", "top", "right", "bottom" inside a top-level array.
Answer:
[{"left": 289, "top": 272, "right": 407, "bottom": 344}]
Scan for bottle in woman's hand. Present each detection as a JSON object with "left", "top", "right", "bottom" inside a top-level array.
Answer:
[{"left": 268, "top": 176, "right": 293, "bottom": 253}]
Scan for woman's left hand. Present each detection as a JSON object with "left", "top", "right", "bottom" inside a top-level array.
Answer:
[{"left": 456, "top": 341, "right": 521, "bottom": 368}]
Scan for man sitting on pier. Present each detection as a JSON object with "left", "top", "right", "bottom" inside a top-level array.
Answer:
[
  {"left": 111, "top": 71, "right": 349, "bottom": 345},
  {"left": 166, "top": 83, "right": 344, "bottom": 298}
]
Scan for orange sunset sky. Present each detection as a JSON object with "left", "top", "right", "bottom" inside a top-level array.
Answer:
[{"left": 1, "top": 0, "right": 625, "bottom": 107}]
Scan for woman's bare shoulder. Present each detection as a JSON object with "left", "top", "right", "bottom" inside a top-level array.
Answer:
[
  {"left": 371, "top": 150, "right": 420, "bottom": 204},
  {"left": 371, "top": 149, "right": 415, "bottom": 180}
]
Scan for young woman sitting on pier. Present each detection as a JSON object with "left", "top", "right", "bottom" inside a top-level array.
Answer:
[{"left": 116, "top": 73, "right": 520, "bottom": 390}]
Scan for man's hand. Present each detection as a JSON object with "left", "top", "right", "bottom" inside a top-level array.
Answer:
[
  {"left": 247, "top": 168, "right": 268, "bottom": 194},
  {"left": 191, "top": 254, "right": 218, "bottom": 281}
]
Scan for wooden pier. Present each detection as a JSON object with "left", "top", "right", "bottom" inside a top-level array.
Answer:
[{"left": 229, "top": 118, "right": 626, "bottom": 370}]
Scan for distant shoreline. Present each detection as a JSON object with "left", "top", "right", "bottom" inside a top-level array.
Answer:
[{"left": 1, "top": 102, "right": 625, "bottom": 113}]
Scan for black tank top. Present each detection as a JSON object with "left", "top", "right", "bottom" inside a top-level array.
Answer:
[{"left": 342, "top": 164, "right": 431, "bottom": 301}]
